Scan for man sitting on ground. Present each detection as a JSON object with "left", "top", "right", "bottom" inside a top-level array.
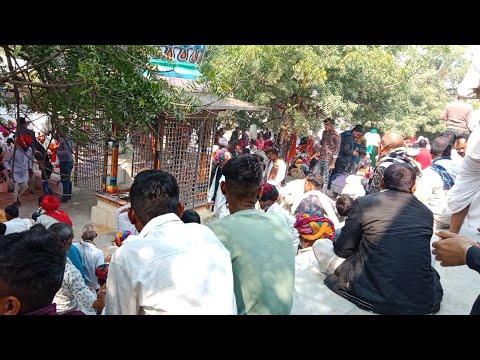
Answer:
[
  {"left": 290, "top": 174, "right": 341, "bottom": 229},
  {"left": 72, "top": 224, "right": 105, "bottom": 292},
  {"left": 259, "top": 183, "right": 299, "bottom": 256},
  {"left": 180, "top": 209, "right": 201, "bottom": 224},
  {"left": 313, "top": 163, "right": 443, "bottom": 315},
  {"left": 207, "top": 155, "right": 295, "bottom": 315},
  {"left": 0, "top": 224, "right": 84, "bottom": 315},
  {"left": 50, "top": 223, "right": 105, "bottom": 315},
  {"left": 366, "top": 132, "right": 421, "bottom": 194},
  {"left": 264, "top": 148, "right": 287, "bottom": 187},
  {"left": 3, "top": 205, "right": 33, "bottom": 235},
  {"left": 105, "top": 170, "right": 236, "bottom": 315},
  {"left": 35, "top": 195, "right": 72, "bottom": 229}
]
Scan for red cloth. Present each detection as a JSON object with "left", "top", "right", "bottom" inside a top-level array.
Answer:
[
  {"left": 263, "top": 140, "right": 274, "bottom": 151},
  {"left": 41, "top": 195, "right": 73, "bottom": 225},
  {"left": 286, "top": 133, "right": 297, "bottom": 162},
  {"left": 44, "top": 210, "right": 73, "bottom": 226},
  {"left": 19, "top": 134, "right": 33, "bottom": 148},
  {"left": 415, "top": 148, "right": 432, "bottom": 170}
]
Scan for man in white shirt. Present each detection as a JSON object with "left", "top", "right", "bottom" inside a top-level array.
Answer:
[
  {"left": 264, "top": 148, "right": 287, "bottom": 187},
  {"left": 104, "top": 169, "right": 237, "bottom": 315},
  {"left": 416, "top": 136, "right": 458, "bottom": 230},
  {"left": 115, "top": 203, "right": 139, "bottom": 235},
  {"left": 2, "top": 135, "right": 33, "bottom": 206},
  {"left": 72, "top": 224, "right": 105, "bottom": 291},
  {"left": 259, "top": 183, "right": 299, "bottom": 256},
  {"left": 3, "top": 204, "right": 33, "bottom": 235},
  {"left": 291, "top": 174, "right": 341, "bottom": 230}
]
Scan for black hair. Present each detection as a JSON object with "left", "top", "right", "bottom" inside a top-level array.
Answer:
[
  {"left": 305, "top": 174, "right": 323, "bottom": 190},
  {"left": 0, "top": 223, "right": 6, "bottom": 236},
  {"left": 222, "top": 154, "right": 263, "bottom": 200},
  {"left": 456, "top": 136, "right": 466, "bottom": 142},
  {"left": 38, "top": 195, "right": 45, "bottom": 207},
  {"left": 6, "top": 138, "right": 14, "bottom": 144},
  {"left": 5, "top": 204, "right": 19, "bottom": 219},
  {"left": 243, "top": 147, "right": 251, "bottom": 154},
  {"left": 431, "top": 136, "right": 452, "bottom": 157},
  {"left": 0, "top": 224, "right": 66, "bottom": 314},
  {"left": 383, "top": 163, "right": 416, "bottom": 193},
  {"left": 418, "top": 139, "right": 427, "bottom": 148},
  {"left": 266, "top": 148, "right": 279, "bottom": 156},
  {"left": 49, "top": 222, "right": 74, "bottom": 244},
  {"left": 17, "top": 117, "right": 26, "bottom": 126},
  {"left": 180, "top": 209, "right": 201, "bottom": 224},
  {"left": 130, "top": 170, "right": 180, "bottom": 225},
  {"left": 250, "top": 139, "right": 256, "bottom": 145},
  {"left": 352, "top": 124, "right": 363, "bottom": 133},
  {"left": 336, "top": 195, "right": 355, "bottom": 217}
]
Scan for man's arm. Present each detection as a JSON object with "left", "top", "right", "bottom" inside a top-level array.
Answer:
[
  {"left": 334, "top": 200, "right": 363, "bottom": 258},
  {"left": 450, "top": 205, "right": 470, "bottom": 234},
  {"left": 2, "top": 148, "right": 13, "bottom": 170},
  {"left": 366, "top": 166, "right": 386, "bottom": 194},
  {"left": 432, "top": 230, "right": 479, "bottom": 269},
  {"left": 330, "top": 134, "right": 341, "bottom": 169}
]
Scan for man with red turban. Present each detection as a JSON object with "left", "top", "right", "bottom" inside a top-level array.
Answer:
[
  {"left": 35, "top": 195, "right": 73, "bottom": 228},
  {"left": 2, "top": 134, "right": 33, "bottom": 206}
]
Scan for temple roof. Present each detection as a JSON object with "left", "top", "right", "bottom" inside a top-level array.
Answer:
[{"left": 161, "top": 76, "right": 270, "bottom": 112}]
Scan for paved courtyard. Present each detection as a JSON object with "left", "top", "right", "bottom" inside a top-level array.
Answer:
[{"left": 1, "top": 187, "right": 479, "bottom": 315}]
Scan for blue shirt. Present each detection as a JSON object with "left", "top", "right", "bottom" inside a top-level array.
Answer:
[{"left": 67, "top": 246, "right": 87, "bottom": 283}]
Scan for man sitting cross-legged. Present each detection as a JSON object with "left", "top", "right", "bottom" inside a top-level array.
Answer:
[{"left": 313, "top": 163, "right": 443, "bottom": 315}]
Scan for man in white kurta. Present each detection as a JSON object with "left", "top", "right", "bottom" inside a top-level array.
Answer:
[
  {"left": 446, "top": 125, "right": 480, "bottom": 240},
  {"left": 105, "top": 169, "right": 237, "bottom": 315},
  {"left": 2, "top": 137, "right": 32, "bottom": 205},
  {"left": 264, "top": 148, "right": 287, "bottom": 187}
]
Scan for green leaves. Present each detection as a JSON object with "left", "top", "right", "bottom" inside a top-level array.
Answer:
[
  {"left": 203, "top": 45, "right": 470, "bottom": 138},
  {"left": 0, "top": 45, "right": 195, "bottom": 145}
]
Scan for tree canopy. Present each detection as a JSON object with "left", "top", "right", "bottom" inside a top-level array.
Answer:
[
  {"left": 201, "top": 45, "right": 471, "bottom": 137},
  {"left": 0, "top": 45, "right": 192, "bottom": 144}
]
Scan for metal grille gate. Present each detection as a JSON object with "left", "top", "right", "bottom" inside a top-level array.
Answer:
[
  {"left": 130, "top": 127, "right": 157, "bottom": 178},
  {"left": 159, "top": 115, "right": 215, "bottom": 209},
  {"left": 73, "top": 126, "right": 109, "bottom": 192}
]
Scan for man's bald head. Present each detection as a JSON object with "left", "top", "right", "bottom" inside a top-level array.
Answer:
[{"left": 380, "top": 133, "right": 404, "bottom": 155}]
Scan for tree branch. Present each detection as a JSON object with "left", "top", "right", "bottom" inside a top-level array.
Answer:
[
  {"left": 7, "top": 79, "right": 83, "bottom": 89},
  {"left": 0, "top": 46, "right": 69, "bottom": 82}
]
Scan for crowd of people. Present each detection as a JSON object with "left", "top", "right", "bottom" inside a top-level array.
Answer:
[
  {"left": 0, "top": 117, "right": 74, "bottom": 206},
  {"left": 3, "top": 65, "right": 480, "bottom": 315}
]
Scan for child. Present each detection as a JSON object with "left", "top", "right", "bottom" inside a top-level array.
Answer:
[
  {"left": 95, "top": 263, "right": 109, "bottom": 287},
  {"left": 336, "top": 195, "right": 355, "bottom": 218},
  {"left": 181, "top": 209, "right": 201, "bottom": 224},
  {"left": 334, "top": 195, "right": 355, "bottom": 241}
]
